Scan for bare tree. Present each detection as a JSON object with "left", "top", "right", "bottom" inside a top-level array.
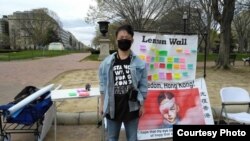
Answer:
[
  {"left": 233, "top": 10, "right": 250, "bottom": 53},
  {"left": 17, "top": 8, "right": 60, "bottom": 49},
  {"left": 212, "top": 0, "right": 236, "bottom": 69},
  {"left": 86, "top": 0, "right": 174, "bottom": 30}
]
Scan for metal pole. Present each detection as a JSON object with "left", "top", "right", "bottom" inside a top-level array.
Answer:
[
  {"left": 204, "top": 32, "right": 208, "bottom": 78},
  {"left": 184, "top": 19, "right": 186, "bottom": 34}
]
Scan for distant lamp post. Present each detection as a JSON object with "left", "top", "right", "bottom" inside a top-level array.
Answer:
[
  {"left": 97, "top": 21, "right": 110, "bottom": 37},
  {"left": 97, "top": 21, "right": 110, "bottom": 60},
  {"left": 182, "top": 11, "right": 188, "bottom": 34}
]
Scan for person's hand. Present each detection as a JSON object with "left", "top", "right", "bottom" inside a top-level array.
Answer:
[{"left": 139, "top": 105, "right": 144, "bottom": 117}]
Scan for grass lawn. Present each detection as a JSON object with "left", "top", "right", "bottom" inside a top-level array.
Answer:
[{"left": 0, "top": 50, "right": 83, "bottom": 61}]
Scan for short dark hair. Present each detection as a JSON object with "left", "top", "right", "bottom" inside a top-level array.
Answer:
[
  {"left": 158, "top": 91, "right": 174, "bottom": 104},
  {"left": 115, "top": 24, "right": 134, "bottom": 37}
]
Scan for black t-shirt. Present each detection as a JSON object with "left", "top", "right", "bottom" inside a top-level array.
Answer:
[{"left": 107, "top": 55, "right": 139, "bottom": 122}]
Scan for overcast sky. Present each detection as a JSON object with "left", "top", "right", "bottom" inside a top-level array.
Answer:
[{"left": 0, "top": 0, "right": 97, "bottom": 46}]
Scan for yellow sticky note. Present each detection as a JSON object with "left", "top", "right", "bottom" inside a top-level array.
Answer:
[
  {"left": 153, "top": 74, "right": 159, "bottom": 81},
  {"left": 167, "top": 57, "right": 173, "bottom": 63},
  {"left": 150, "top": 45, "right": 156, "bottom": 51},
  {"left": 139, "top": 55, "right": 146, "bottom": 60},
  {"left": 174, "top": 64, "right": 180, "bottom": 70},
  {"left": 173, "top": 73, "right": 181, "bottom": 80}
]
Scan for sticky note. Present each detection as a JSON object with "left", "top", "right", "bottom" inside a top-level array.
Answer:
[
  {"left": 150, "top": 64, "right": 154, "bottom": 70},
  {"left": 182, "top": 72, "right": 188, "bottom": 77},
  {"left": 154, "top": 63, "right": 159, "bottom": 69},
  {"left": 148, "top": 75, "right": 152, "bottom": 81},
  {"left": 173, "top": 73, "right": 181, "bottom": 80},
  {"left": 174, "top": 58, "right": 179, "bottom": 63},
  {"left": 166, "top": 73, "right": 172, "bottom": 80},
  {"left": 159, "top": 72, "right": 165, "bottom": 80},
  {"left": 176, "top": 48, "right": 183, "bottom": 53},
  {"left": 146, "top": 63, "right": 150, "bottom": 69},
  {"left": 159, "top": 50, "right": 167, "bottom": 56},
  {"left": 153, "top": 74, "right": 159, "bottom": 81},
  {"left": 188, "top": 64, "right": 193, "bottom": 70},
  {"left": 151, "top": 57, "right": 155, "bottom": 62},
  {"left": 184, "top": 49, "right": 190, "bottom": 55},
  {"left": 159, "top": 57, "right": 165, "bottom": 62},
  {"left": 69, "top": 92, "right": 77, "bottom": 96},
  {"left": 155, "top": 50, "right": 159, "bottom": 56},
  {"left": 139, "top": 55, "right": 146, "bottom": 60},
  {"left": 191, "top": 49, "right": 197, "bottom": 53},
  {"left": 167, "top": 57, "right": 173, "bottom": 63},
  {"left": 180, "top": 64, "right": 186, "bottom": 69},
  {"left": 77, "top": 89, "right": 86, "bottom": 93},
  {"left": 159, "top": 63, "right": 165, "bottom": 69},
  {"left": 155, "top": 57, "right": 159, "bottom": 62},
  {"left": 150, "top": 45, "right": 156, "bottom": 51},
  {"left": 174, "top": 64, "right": 180, "bottom": 70},
  {"left": 179, "top": 58, "right": 185, "bottom": 63},
  {"left": 146, "top": 56, "right": 151, "bottom": 63},
  {"left": 140, "top": 45, "right": 147, "bottom": 52},
  {"left": 167, "top": 64, "right": 173, "bottom": 69},
  {"left": 79, "top": 92, "right": 89, "bottom": 97}
]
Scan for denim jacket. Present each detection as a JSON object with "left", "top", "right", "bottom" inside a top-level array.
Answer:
[{"left": 99, "top": 51, "right": 148, "bottom": 119}]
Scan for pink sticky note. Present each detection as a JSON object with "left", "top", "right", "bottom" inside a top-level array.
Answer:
[
  {"left": 154, "top": 63, "right": 159, "bottom": 69},
  {"left": 184, "top": 49, "right": 190, "bottom": 55},
  {"left": 180, "top": 64, "right": 186, "bottom": 69},
  {"left": 146, "top": 56, "right": 151, "bottom": 63},
  {"left": 179, "top": 58, "right": 185, "bottom": 63}
]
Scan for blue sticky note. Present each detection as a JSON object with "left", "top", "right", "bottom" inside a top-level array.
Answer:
[
  {"left": 188, "top": 64, "right": 193, "bottom": 70},
  {"left": 182, "top": 72, "right": 188, "bottom": 77},
  {"left": 159, "top": 57, "right": 165, "bottom": 62},
  {"left": 174, "top": 58, "right": 179, "bottom": 63}
]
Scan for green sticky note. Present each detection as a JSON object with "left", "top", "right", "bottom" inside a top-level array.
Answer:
[
  {"left": 69, "top": 92, "right": 77, "bottom": 96},
  {"left": 155, "top": 50, "right": 159, "bottom": 56},
  {"left": 167, "top": 64, "right": 173, "bottom": 69},
  {"left": 159, "top": 50, "right": 167, "bottom": 56},
  {"left": 150, "top": 64, "right": 154, "bottom": 70},
  {"left": 155, "top": 57, "right": 159, "bottom": 62}
]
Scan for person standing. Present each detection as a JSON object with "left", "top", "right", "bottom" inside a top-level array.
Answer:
[{"left": 99, "top": 24, "right": 148, "bottom": 141}]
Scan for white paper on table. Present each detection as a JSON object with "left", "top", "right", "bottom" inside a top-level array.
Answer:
[
  {"left": 51, "top": 87, "right": 100, "bottom": 101},
  {"left": 7, "top": 84, "right": 54, "bottom": 116}
]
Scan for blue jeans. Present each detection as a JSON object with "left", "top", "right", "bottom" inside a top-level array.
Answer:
[{"left": 106, "top": 118, "right": 139, "bottom": 141}]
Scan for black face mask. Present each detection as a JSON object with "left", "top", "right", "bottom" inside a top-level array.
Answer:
[{"left": 117, "top": 39, "right": 132, "bottom": 51}]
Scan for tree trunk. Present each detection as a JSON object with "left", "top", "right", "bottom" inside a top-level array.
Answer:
[
  {"left": 238, "top": 36, "right": 245, "bottom": 53},
  {"left": 217, "top": 23, "right": 231, "bottom": 69},
  {"left": 212, "top": 0, "right": 236, "bottom": 69}
]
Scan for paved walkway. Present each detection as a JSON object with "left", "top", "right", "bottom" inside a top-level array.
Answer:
[{"left": 0, "top": 53, "right": 100, "bottom": 104}]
